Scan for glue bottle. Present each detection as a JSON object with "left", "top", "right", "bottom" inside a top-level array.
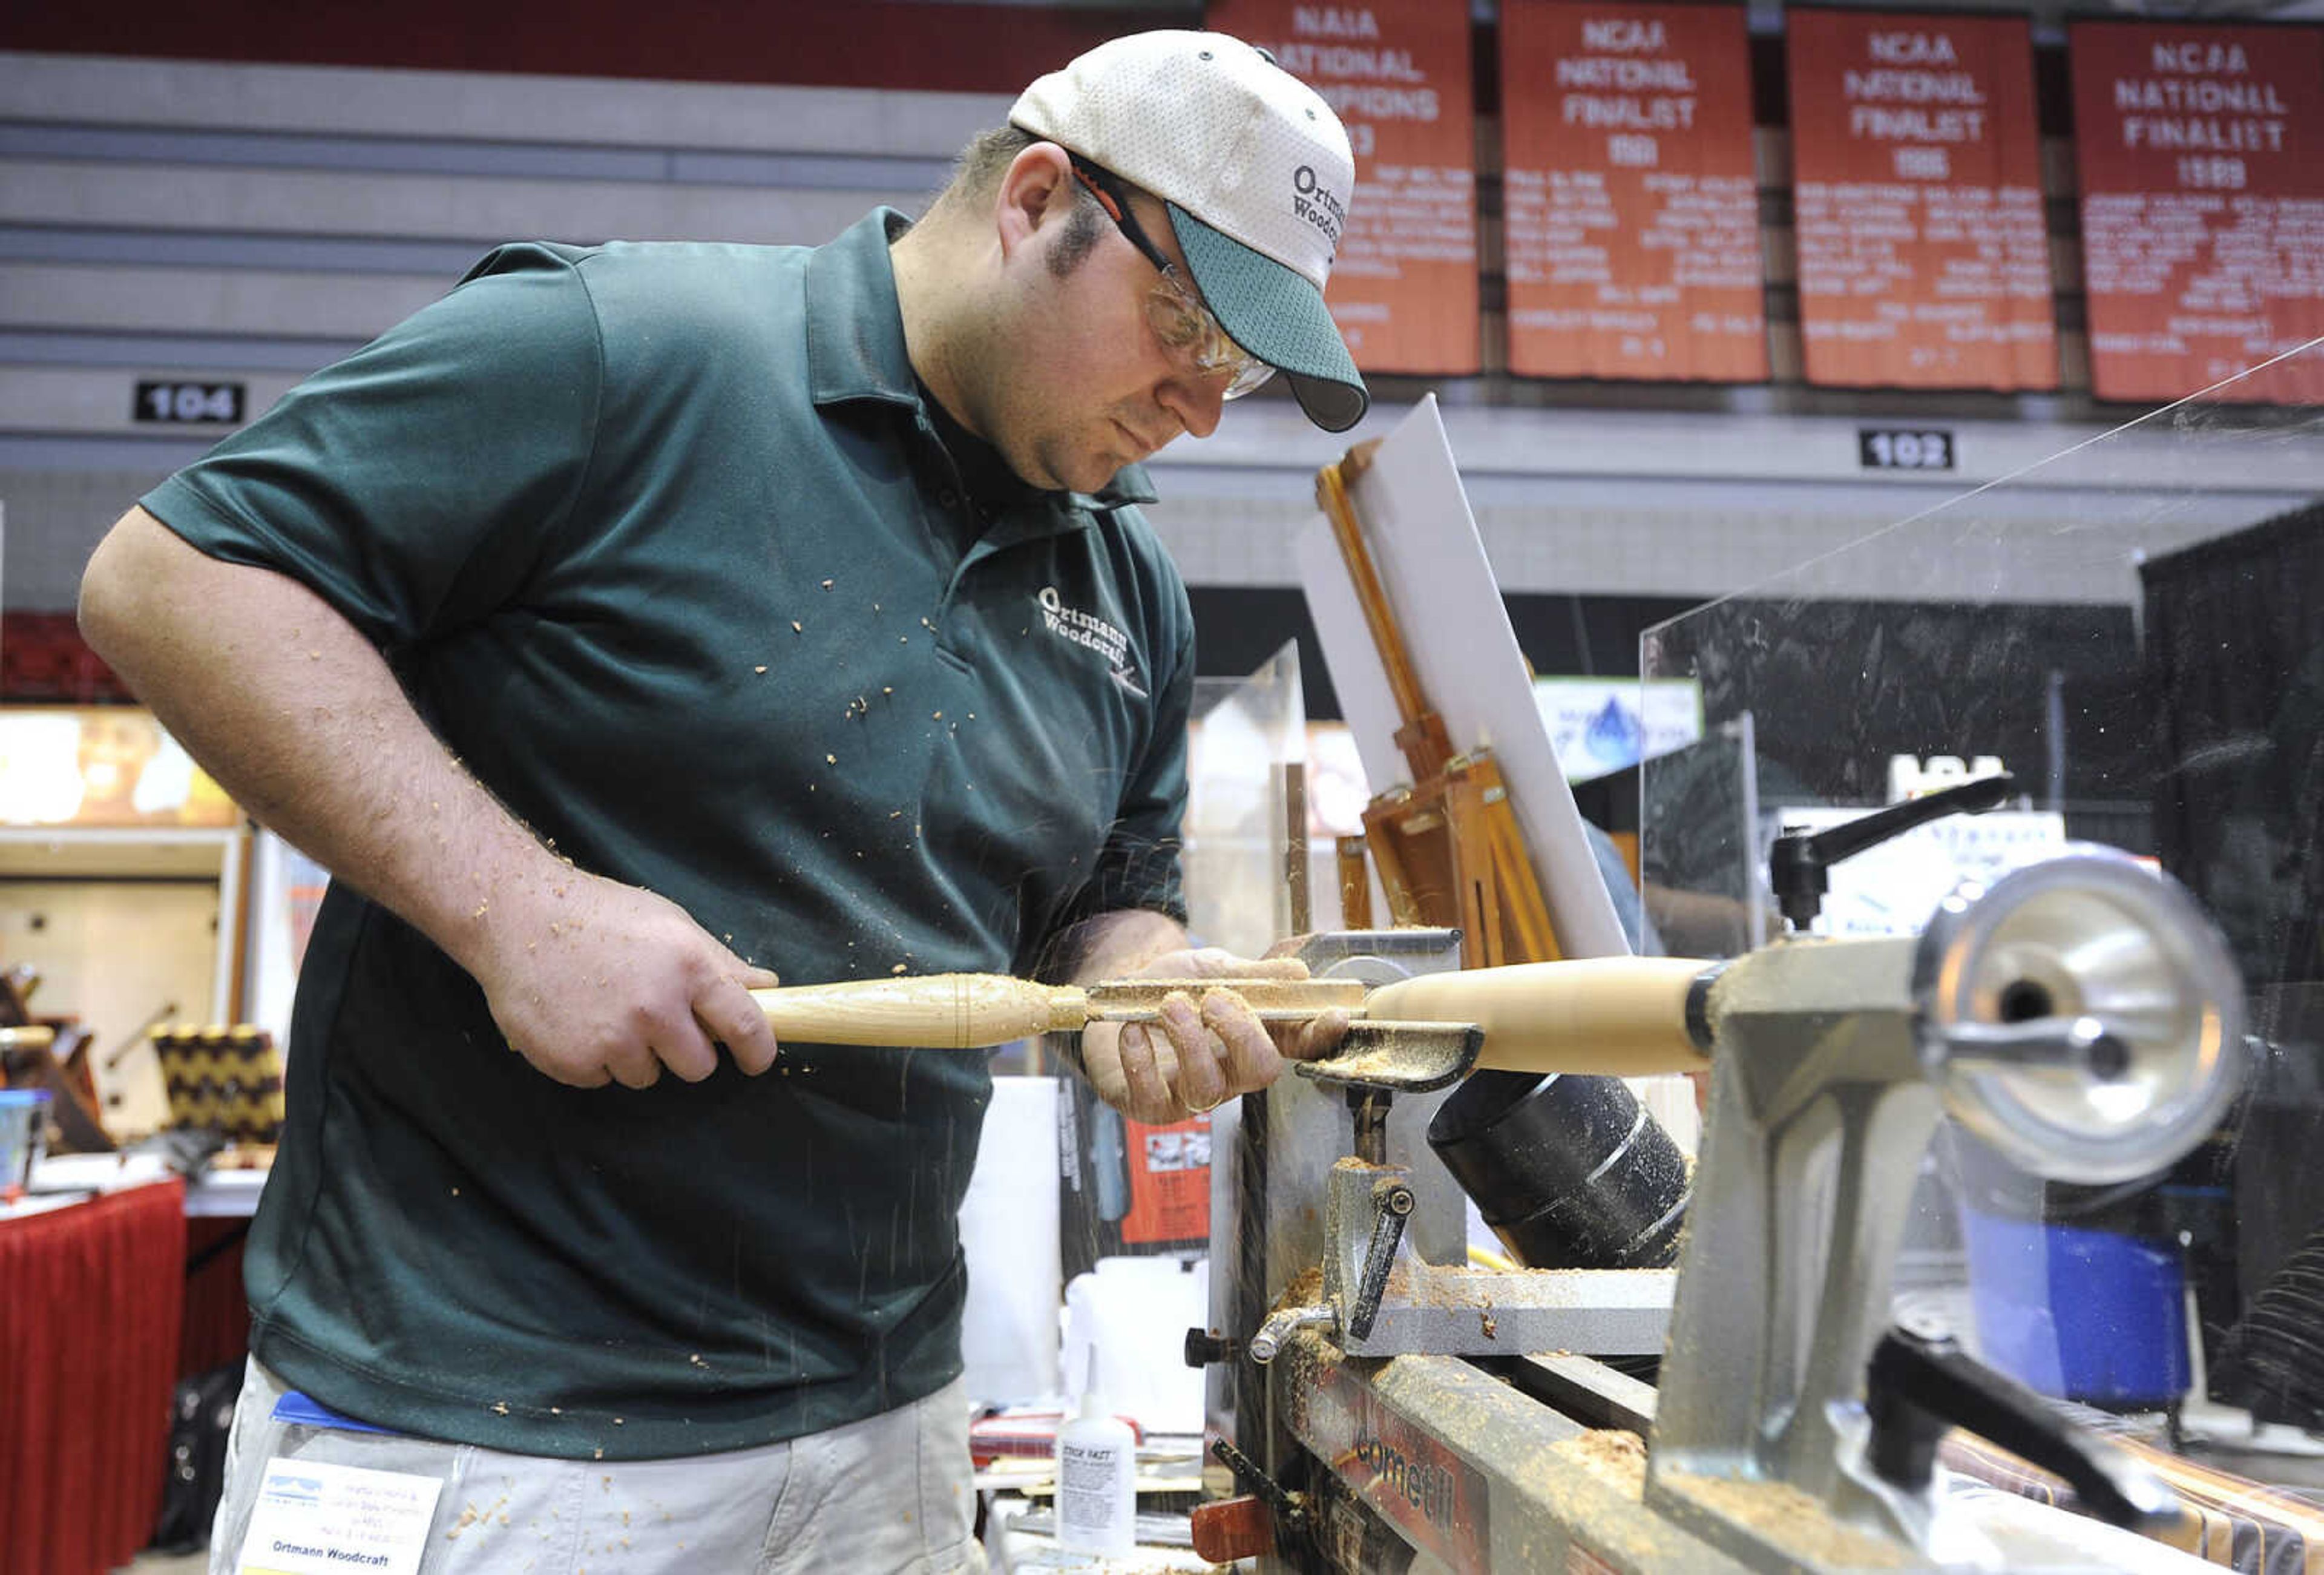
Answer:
[{"left": 1055, "top": 1346, "right": 1136, "bottom": 1556}]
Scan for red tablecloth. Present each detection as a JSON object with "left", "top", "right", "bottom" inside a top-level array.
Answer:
[
  {"left": 182, "top": 1215, "right": 252, "bottom": 1377},
  {"left": 0, "top": 1180, "right": 186, "bottom": 1575}
]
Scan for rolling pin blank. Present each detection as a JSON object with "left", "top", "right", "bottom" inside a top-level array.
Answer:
[{"left": 1361, "top": 958, "right": 1709, "bottom": 1076}]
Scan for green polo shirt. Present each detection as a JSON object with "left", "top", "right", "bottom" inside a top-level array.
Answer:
[{"left": 140, "top": 211, "right": 1193, "bottom": 1458}]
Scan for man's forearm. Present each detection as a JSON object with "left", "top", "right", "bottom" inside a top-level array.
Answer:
[
  {"left": 77, "top": 507, "right": 565, "bottom": 979},
  {"left": 1041, "top": 907, "right": 1189, "bottom": 985}
]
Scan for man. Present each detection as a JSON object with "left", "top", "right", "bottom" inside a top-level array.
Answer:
[{"left": 77, "top": 30, "right": 1366, "bottom": 1574}]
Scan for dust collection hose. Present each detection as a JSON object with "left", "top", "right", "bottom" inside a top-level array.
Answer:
[{"left": 1429, "top": 1070, "right": 1692, "bottom": 1271}]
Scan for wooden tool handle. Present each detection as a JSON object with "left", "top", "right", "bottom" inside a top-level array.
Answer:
[
  {"left": 750, "top": 975, "right": 1088, "bottom": 1048},
  {"left": 1361, "top": 958, "right": 1710, "bottom": 1076},
  {"left": 749, "top": 974, "right": 1368, "bottom": 1048}
]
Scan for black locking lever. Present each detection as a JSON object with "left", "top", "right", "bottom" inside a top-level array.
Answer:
[
  {"left": 1865, "top": 1325, "right": 2178, "bottom": 1530},
  {"left": 1768, "top": 773, "right": 2017, "bottom": 932}
]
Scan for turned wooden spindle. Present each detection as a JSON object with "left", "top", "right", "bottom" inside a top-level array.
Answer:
[
  {"left": 747, "top": 959, "right": 1710, "bottom": 1074},
  {"left": 1361, "top": 957, "right": 1709, "bottom": 1076}
]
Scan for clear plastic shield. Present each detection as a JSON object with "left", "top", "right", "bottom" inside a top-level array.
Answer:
[
  {"left": 1641, "top": 344, "right": 2324, "bottom": 1497},
  {"left": 1184, "top": 641, "right": 1308, "bottom": 961}
]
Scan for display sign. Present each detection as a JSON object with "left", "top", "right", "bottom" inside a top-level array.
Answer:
[
  {"left": 1209, "top": 0, "right": 1482, "bottom": 373},
  {"left": 0, "top": 708, "right": 237, "bottom": 828},
  {"left": 1532, "top": 675, "right": 1703, "bottom": 781},
  {"left": 1787, "top": 11, "right": 2055, "bottom": 390},
  {"left": 1499, "top": 1, "right": 1765, "bottom": 381},
  {"left": 133, "top": 380, "right": 245, "bottom": 424},
  {"left": 2070, "top": 21, "right": 2324, "bottom": 405},
  {"left": 1771, "top": 803, "right": 2064, "bottom": 938},
  {"left": 1857, "top": 426, "right": 1956, "bottom": 470}
]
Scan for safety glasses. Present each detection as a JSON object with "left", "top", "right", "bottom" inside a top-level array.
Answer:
[{"left": 1069, "top": 157, "right": 1276, "bottom": 400}]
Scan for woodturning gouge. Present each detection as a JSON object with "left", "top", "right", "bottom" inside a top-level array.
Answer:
[{"left": 747, "top": 957, "right": 1714, "bottom": 1077}]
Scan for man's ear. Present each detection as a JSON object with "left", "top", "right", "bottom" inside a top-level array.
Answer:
[{"left": 995, "top": 142, "right": 1076, "bottom": 260}]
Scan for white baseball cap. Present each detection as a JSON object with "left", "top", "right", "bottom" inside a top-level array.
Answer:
[{"left": 1011, "top": 30, "right": 1370, "bottom": 433}]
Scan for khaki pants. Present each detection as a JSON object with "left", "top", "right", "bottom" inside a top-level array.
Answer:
[{"left": 208, "top": 1360, "right": 981, "bottom": 1574}]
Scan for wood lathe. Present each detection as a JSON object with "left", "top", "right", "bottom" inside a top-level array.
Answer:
[
  {"left": 1188, "top": 841, "right": 2248, "bottom": 1574},
  {"left": 752, "top": 825, "right": 2257, "bottom": 1570}
]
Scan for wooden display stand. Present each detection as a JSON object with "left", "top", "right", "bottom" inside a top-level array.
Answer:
[
  {"left": 1315, "top": 449, "right": 1561, "bottom": 970},
  {"left": 0, "top": 967, "right": 112, "bottom": 1153}
]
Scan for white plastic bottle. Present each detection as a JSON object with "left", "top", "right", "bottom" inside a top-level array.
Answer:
[{"left": 1054, "top": 1362, "right": 1137, "bottom": 1557}]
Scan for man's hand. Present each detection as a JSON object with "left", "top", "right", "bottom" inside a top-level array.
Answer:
[
  {"left": 1078, "top": 946, "right": 1349, "bottom": 1124},
  {"left": 77, "top": 511, "right": 784, "bottom": 1093},
  {"left": 467, "top": 870, "right": 782, "bottom": 1089}
]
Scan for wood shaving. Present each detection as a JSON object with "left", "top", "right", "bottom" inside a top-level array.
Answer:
[
  {"left": 1662, "top": 1473, "right": 1911, "bottom": 1566},
  {"left": 1549, "top": 1430, "right": 1647, "bottom": 1500}
]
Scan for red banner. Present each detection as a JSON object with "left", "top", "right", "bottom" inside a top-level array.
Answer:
[
  {"left": 0, "top": 0, "right": 1166, "bottom": 93},
  {"left": 1787, "top": 11, "right": 2054, "bottom": 390},
  {"left": 1209, "top": 0, "right": 1482, "bottom": 374},
  {"left": 2070, "top": 22, "right": 2324, "bottom": 405},
  {"left": 1500, "top": 1, "right": 1764, "bottom": 381}
]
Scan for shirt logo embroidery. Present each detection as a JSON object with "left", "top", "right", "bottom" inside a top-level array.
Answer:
[{"left": 1037, "top": 586, "right": 1146, "bottom": 700}]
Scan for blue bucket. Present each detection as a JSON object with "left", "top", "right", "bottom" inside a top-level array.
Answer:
[{"left": 1960, "top": 1207, "right": 2190, "bottom": 1408}]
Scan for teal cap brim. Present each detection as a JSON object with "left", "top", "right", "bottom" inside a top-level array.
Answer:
[{"left": 1167, "top": 203, "right": 1368, "bottom": 433}]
